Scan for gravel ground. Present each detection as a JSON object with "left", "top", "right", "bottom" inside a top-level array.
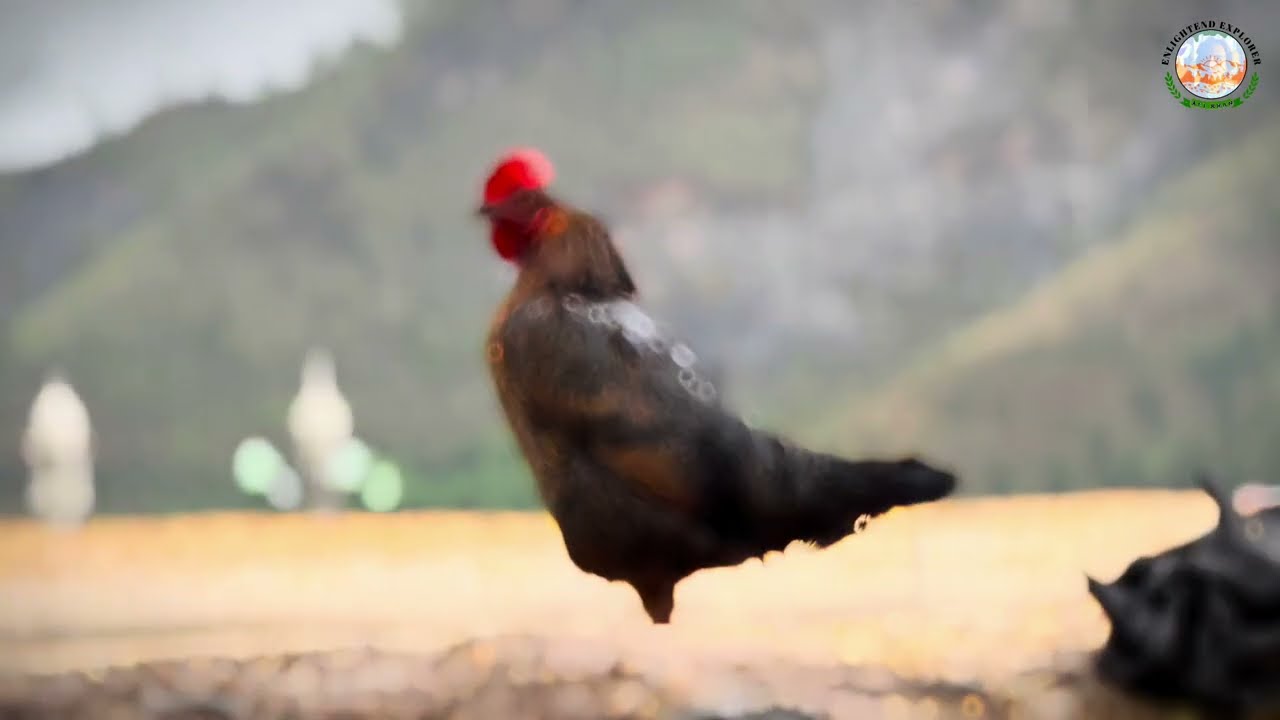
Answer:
[
  {"left": 0, "top": 490, "right": 1265, "bottom": 718},
  {"left": 0, "top": 635, "right": 1228, "bottom": 719}
]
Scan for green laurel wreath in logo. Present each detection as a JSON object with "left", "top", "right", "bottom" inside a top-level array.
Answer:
[
  {"left": 1243, "top": 72, "right": 1260, "bottom": 99},
  {"left": 1167, "top": 71, "right": 1261, "bottom": 110}
]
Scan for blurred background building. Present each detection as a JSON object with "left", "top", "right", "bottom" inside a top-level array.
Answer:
[{"left": 0, "top": 0, "right": 1277, "bottom": 514}]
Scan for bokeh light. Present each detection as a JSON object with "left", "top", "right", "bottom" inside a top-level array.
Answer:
[
  {"left": 232, "top": 437, "right": 285, "bottom": 496},
  {"left": 360, "top": 459, "right": 404, "bottom": 512},
  {"left": 266, "top": 465, "right": 304, "bottom": 511},
  {"left": 325, "top": 437, "right": 375, "bottom": 493}
]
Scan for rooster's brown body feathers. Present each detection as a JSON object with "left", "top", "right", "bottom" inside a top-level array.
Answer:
[{"left": 486, "top": 199, "right": 956, "bottom": 623}]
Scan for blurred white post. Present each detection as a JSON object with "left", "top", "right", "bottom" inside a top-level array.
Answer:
[
  {"left": 287, "top": 348, "right": 354, "bottom": 512},
  {"left": 21, "top": 371, "right": 95, "bottom": 528}
]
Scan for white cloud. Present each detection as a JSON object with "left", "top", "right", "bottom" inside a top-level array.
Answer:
[{"left": 0, "top": 0, "right": 404, "bottom": 173}]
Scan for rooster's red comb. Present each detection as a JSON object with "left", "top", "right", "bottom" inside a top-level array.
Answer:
[{"left": 483, "top": 147, "right": 555, "bottom": 206}]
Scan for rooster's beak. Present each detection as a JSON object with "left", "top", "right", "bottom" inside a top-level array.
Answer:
[{"left": 476, "top": 204, "right": 497, "bottom": 220}]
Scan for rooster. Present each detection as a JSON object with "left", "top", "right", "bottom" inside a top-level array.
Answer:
[{"left": 479, "top": 148, "right": 958, "bottom": 623}]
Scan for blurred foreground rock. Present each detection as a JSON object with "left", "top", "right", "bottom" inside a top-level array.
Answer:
[{"left": 0, "top": 634, "right": 1265, "bottom": 720}]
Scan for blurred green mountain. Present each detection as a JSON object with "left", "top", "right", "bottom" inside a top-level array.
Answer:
[
  {"left": 0, "top": 0, "right": 825, "bottom": 511},
  {"left": 1, "top": 0, "right": 1275, "bottom": 512},
  {"left": 812, "top": 117, "right": 1280, "bottom": 494}
]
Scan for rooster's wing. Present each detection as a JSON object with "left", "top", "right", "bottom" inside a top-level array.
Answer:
[{"left": 495, "top": 293, "right": 746, "bottom": 517}]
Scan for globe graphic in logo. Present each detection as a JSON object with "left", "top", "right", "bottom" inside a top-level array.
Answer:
[{"left": 1176, "top": 31, "right": 1248, "bottom": 99}]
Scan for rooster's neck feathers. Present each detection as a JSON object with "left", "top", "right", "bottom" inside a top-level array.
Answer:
[{"left": 519, "top": 209, "right": 636, "bottom": 301}]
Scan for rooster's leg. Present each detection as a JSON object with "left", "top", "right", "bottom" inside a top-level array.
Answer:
[{"left": 632, "top": 577, "right": 675, "bottom": 624}]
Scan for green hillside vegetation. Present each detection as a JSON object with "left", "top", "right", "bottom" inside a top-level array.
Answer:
[
  {"left": 0, "top": 1, "right": 824, "bottom": 511},
  {"left": 813, "top": 117, "right": 1280, "bottom": 495},
  {"left": 4, "top": 0, "right": 1276, "bottom": 513}
]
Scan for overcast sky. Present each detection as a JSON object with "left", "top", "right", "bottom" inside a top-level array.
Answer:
[{"left": 0, "top": 0, "right": 404, "bottom": 173}]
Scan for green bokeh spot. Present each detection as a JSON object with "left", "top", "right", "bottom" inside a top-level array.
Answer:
[
  {"left": 361, "top": 460, "right": 404, "bottom": 512},
  {"left": 326, "top": 437, "right": 375, "bottom": 493},
  {"left": 232, "top": 437, "right": 284, "bottom": 495}
]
